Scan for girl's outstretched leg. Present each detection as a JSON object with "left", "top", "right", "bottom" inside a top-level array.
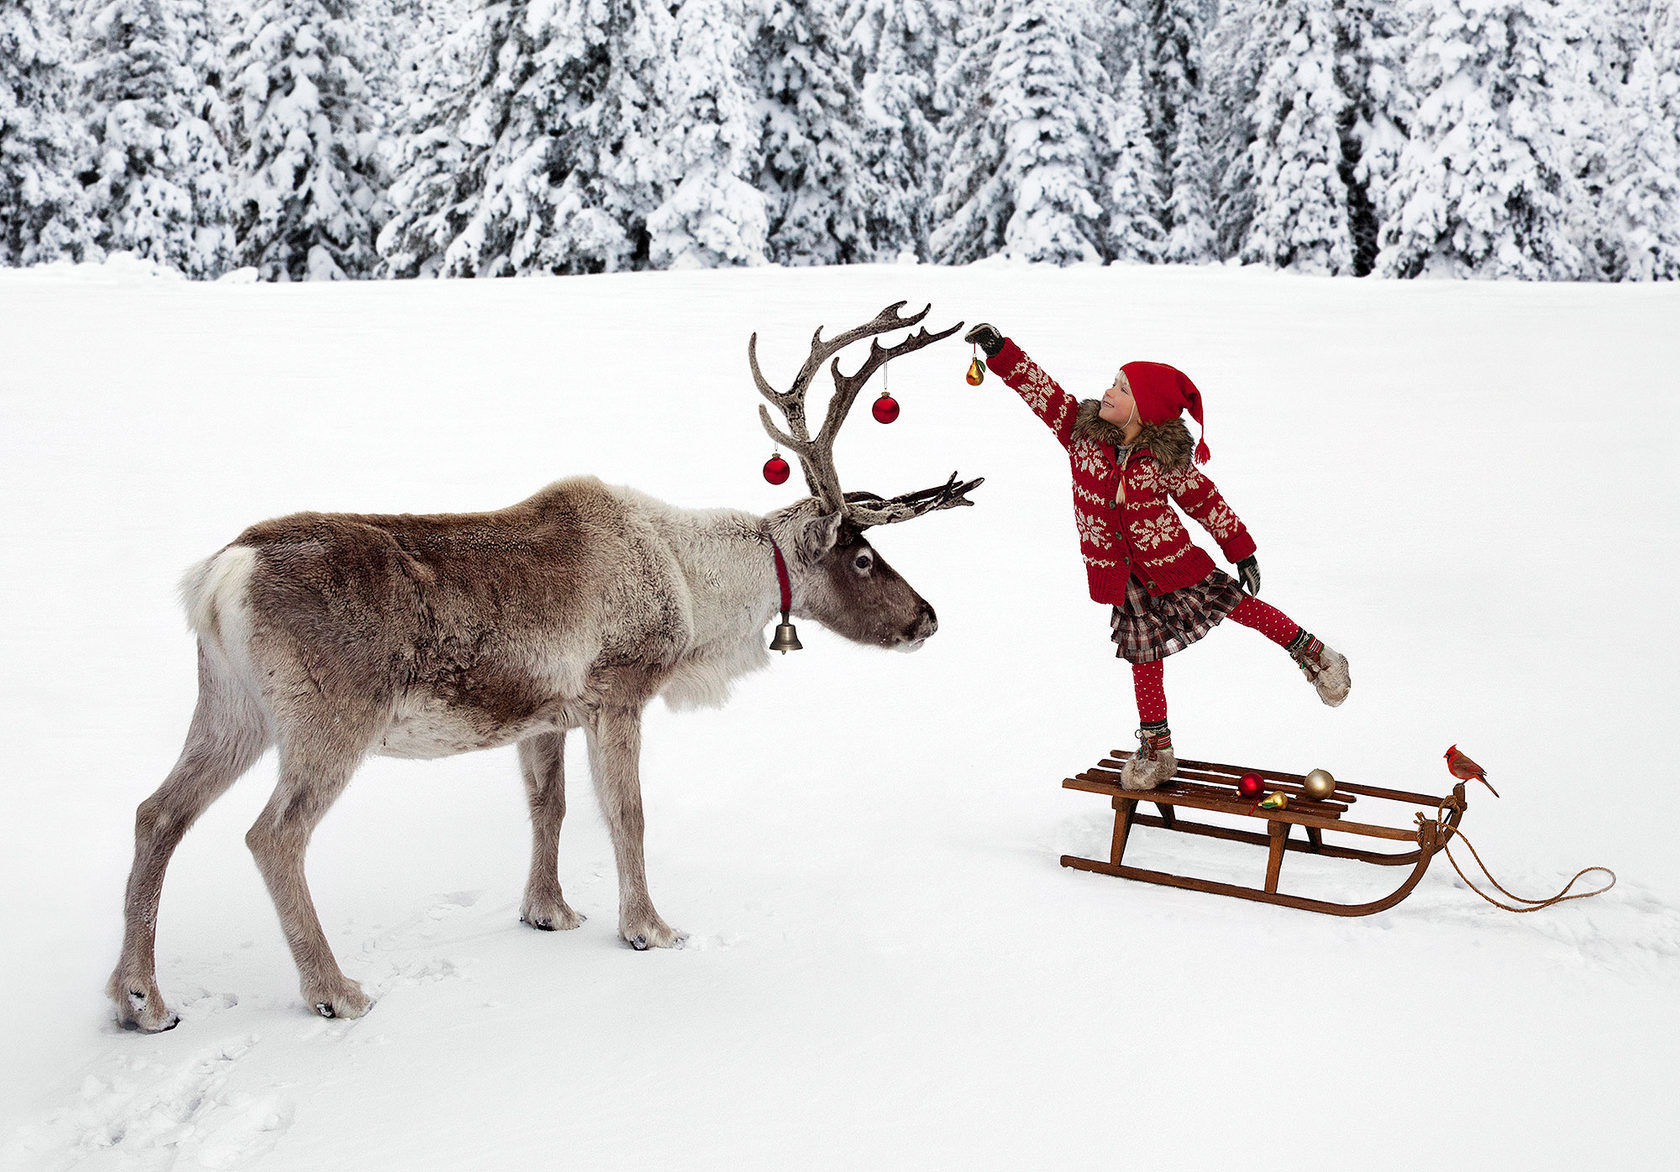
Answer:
[
  {"left": 1122, "top": 659, "right": 1177, "bottom": 790},
  {"left": 1227, "top": 596, "right": 1351, "bottom": 706}
]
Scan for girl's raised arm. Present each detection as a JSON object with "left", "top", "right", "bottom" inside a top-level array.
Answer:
[{"left": 966, "top": 325, "right": 1080, "bottom": 450}]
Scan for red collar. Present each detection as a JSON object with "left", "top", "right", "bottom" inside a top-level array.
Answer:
[{"left": 769, "top": 538, "right": 792, "bottom": 619}]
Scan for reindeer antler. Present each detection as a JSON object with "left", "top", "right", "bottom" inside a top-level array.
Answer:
[{"left": 750, "top": 302, "right": 982, "bottom": 527}]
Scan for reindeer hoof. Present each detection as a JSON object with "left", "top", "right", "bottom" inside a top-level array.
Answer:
[
  {"left": 307, "top": 979, "right": 372, "bottom": 1020},
  {"left": 313, "top": 996, "right": 372, "bottom": 1020},
  {"left": 522, "top": 913, "right": 586, "bottom": 932},
  {"left": 623, "top": 922, "right": 686, "bottom": 951},
  {"left": 110, "top": 979, "right": 179, "bottom": 1033},
  {"left": 119, "top": 1005, "right": 181, "bottom": 1033},
  {"left": 520, "top": 900, "right": 585, "bottom": 932}
]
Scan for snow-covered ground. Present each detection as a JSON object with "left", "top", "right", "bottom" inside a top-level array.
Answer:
[{"left": 1, "top": 259, "right": 1676, "bottom": 1169}]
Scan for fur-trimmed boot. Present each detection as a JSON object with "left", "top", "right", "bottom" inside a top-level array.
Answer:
[
  {"left": 1121, "top": 725, "right": 1177, "bottom": 791},
  {"left": 1288, "top": 630, "right": 1351, "bottom": 707}
]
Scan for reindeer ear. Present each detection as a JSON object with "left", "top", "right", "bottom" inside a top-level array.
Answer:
[{"left": 797, "top": 510, "right": 844, "bottom": 561}]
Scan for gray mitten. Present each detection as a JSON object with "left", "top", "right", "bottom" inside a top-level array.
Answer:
[{"left": 964, "top": 323, "right": 1004, "bottom": 357}]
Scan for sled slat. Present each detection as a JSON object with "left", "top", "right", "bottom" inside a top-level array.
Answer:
[
  {"left": 1170, "top": 757, "right": 1446, "bottom": 807},
  {"left": 1066, "top": 774, "right": 1416, "bottom": 842},
  {"left": 1093, "top": 763, "right": 1354, "bottom": 815}
]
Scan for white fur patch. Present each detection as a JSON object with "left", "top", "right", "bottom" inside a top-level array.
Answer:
[
  {"left": 180, "top": 546, "right": 261, "bottom": 686},
  {"left": 661, "top": 639, "right": 772, "bottom": 711}
]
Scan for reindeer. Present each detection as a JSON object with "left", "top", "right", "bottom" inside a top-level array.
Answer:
[{"left": 108, "top": 304, "right": 981, "bottom": 1031}]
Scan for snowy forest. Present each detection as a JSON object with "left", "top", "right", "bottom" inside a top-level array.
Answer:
[{"left": 4, "top": 0, "right": 1679, "bottom": 282}]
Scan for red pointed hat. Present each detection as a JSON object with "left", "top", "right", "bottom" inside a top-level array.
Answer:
[{"left": 1123, "top": 360, "right": 1210, "bottom": 463}]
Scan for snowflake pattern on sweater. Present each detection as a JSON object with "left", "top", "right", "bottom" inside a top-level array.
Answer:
[
  {"left": 992, "top": 339, "right": 1256, "bottom": 604},
  {"left": 1075, "top": 510, "right": 1113, "bottom": 548},
  {"left": 1072, "top": 437, "right": 1111, "bottom": 477}
]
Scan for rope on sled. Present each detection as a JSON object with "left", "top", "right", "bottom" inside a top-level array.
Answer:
[{"left": 1434, "top": 798, "right": 1616, "bottom": 913}]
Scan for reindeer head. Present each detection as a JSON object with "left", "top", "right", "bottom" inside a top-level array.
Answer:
[{"left": 752, "top": 303, "right": 983, "bottom": 652}]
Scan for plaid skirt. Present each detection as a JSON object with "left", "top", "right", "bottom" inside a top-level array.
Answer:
[{"left": 1109, "top": 569, "right": 1248, "bottom": 664}]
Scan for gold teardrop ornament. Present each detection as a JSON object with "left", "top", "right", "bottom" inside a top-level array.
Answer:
[
  {"left": 1256, "top": 791, "right": 1289, "bottom": 812},
  {"left": 966, "top": 356, "right": 985, "bottom": 385}
]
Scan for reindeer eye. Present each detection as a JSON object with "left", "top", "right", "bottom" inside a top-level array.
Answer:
[{"left": 853, "top": 553, "right": 873, "bottom": 573}]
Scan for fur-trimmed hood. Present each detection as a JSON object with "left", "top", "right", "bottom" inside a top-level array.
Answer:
[{"left": 1073, "top": 399, "right": 1195, "bottom": 472}]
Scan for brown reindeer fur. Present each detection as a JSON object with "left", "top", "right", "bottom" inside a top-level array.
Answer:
[{"left": 110, "top": 476, "right": 937, "bottom": 1030}]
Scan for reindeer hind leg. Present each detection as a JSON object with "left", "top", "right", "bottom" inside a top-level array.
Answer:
[
  {"left": 246, "top": 721, "right": 379, "bottom": 1020},
  {"left": 109, "top": 644, "right": 271, "bottom": 1032}
]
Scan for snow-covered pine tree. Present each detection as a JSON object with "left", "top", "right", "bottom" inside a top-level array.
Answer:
[
  {"left": 1200, "top": 0, "right": 1268, "bottom": 259},
  {"left": 1138, "top": 1, "right": 1197, "bottom": 188},
  {"left": 356, "top": 0, "right": 452, "bottom": 210},
  {"left": 1600, "top": 46, "right": 1680, "bottom": 279},
  {"left": 1137, "top": 0, "right": 1213, "bottom": 262},
  {"left": 647, "top": 0, "right": 767, "bottom": 268},
  {"left": 840, "top": 0, "right": 952, "bottom": 260},
  {"left": 224, "top": 0, "right": 386, "bottom": 279},
  {"left": 1332, "top": 1, "right": 1409, "bottom": 275},
  {"left": 380, "top": 0, "right": 675, "bottom": 277},
  {"left": 1651, "top": 0, "right": 1680, "bottom": 132},
  {"left": 1, "top": 0, "right": 100, "bottom": 266},
  {"left": 1107, "top": 58, "right": 1164, "bottom": 262},
  {"left": 81, "top": 0, "right": 233, "bottom": 278},
  {"left": 1238, "top": 0, "right": 1355, "bottom": 274},
  {"left": 181, "top": 0, "right": 234, "bottom": 153},
  {"left": 753, "top": 0, "right": 873, "bottom": 265},
  {"left": 931, "top": 0, "right": 1113, "bottom": 265},
  {"left": 1161, "top": 88, "right": 1215, "bottom": 263},
  {"left": 359, "top": 0, "right": 444, "bottom": 118},
  {"left": 1377, "top": 0, "right": 1585, "bottom": 279},
  {"left": 918, "top": 0, "right": 964, "bottom": 202}
]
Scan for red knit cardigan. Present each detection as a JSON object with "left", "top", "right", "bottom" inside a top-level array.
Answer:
[{"left": 990, "top": 339, "right": 1257, "bottom": 604}]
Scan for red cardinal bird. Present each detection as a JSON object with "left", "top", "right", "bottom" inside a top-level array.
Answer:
[{"left": 1444, "top": 744, "right": 1499, "bottom": 797}]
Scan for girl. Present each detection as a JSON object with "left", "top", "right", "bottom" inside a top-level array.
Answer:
[{"left": 964, "top": 324, "right": 1350, "bottom": 790}]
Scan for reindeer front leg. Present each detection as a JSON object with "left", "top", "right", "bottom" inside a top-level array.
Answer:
[
  {"left": 584, "top": 705, "right": 683, "bottom": 950},
  {"left": 517, "top": 730, "right": 585, "bottom": 931}
]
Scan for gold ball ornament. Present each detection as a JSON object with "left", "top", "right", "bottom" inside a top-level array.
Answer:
[{"left": 1302, "top": 769, "right": 1337, "bottom": 800}]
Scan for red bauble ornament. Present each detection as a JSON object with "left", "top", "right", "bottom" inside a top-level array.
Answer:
[
  {"left": 763, "top": 454, "right": 790, "bottom": 485},
  {"left": 872, "top": 392, "right": 900, "bottom": 424},
  {"left": 1236, "top": 772, "right": 1265, "bottom": 800}
]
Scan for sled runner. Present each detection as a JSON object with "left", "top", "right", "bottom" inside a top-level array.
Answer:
[{"left": 1060, "top": 755, "right": 1469, "bottom": 916}]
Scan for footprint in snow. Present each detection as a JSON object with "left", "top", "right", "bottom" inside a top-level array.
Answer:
[{"left": 5, "top": 1035, "right": 294, "bottom": 1171}]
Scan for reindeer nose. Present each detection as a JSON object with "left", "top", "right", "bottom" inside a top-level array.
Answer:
[{"left": 915, "top": 603, "right": 938, "bottom": 641}]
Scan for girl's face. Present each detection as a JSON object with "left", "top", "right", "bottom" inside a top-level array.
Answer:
[{"left": 1099, "top": 371, "right": 1136, "bottom": 427}]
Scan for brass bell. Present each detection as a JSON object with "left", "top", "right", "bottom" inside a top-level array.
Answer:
[{"left": 769, "top": 617, "right": 803, "bottom": 654}]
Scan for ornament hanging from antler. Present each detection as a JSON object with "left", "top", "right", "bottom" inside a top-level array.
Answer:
[{"left": 748, "top": 301, "right": 983, "bottom": 528}]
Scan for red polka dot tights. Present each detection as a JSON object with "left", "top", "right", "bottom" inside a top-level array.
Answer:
[
  {"left": 1131, "top": 659, "right": 1168, "bottom": 725},
  {"left": 1227, "top": 595, "right": 1299, "bottom": 647},
  {"left": 1128, "top": 596, "right": 1301, "bottom": 726}
]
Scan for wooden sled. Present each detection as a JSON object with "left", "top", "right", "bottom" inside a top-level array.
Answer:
[{"left": 1060, "top": 754, "right": 1469, "bottom": 917}]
